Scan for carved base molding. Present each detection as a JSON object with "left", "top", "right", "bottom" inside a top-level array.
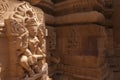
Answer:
[
  {"left": 55, "top": 11, "right": 106, "bottom": 26},
  {"left": 56, "top": 63, "right": 110, "bottom": 80}
]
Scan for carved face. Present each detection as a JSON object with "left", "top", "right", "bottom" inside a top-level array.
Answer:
[
  {"left": 27, "top": 25, "right": 38, "bottom": 37},
  {"left": 25, "top": 17, "right": 39, "bottom": 37}
]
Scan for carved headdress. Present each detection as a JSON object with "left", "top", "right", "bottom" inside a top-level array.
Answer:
[
  {"left": 10, "top": 1, "right": 40, "bottom": 26},
  {"left": 25, "top": 17, "right": 39, "bottom": 28}
]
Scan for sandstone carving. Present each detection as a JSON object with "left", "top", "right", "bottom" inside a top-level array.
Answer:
[
  {"left": 5, "top": 1, "right": 50, "bottom": 80},
  {"left": 0, "top": 0, "right": 115, "bottom": 80},
  {"left": 46, "top": 26, "right": 60, "bottom": 75},
  {"left": 0, "top": 0, "right": 9, "bottom": 19},
  {"left": 55, "top": 11, "right": 106, "bottom": 25},
  {"left": 55, "top": 0, "right": 104, "bottom": 16}
]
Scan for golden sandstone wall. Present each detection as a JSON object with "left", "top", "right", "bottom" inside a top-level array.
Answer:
[
  {"left": 37, "top": 0, "right": 113, "bottom": 80},
  {"left": 1, "top": 0, "right": 120, "bottom": 80}
]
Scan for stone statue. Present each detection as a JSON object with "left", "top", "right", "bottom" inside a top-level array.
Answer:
[
  {"left": 5, "top": 1, "right": 50, "bottom": 80},
  {"left": 18, "top": 17, "right": 46, "bottom": 77}
]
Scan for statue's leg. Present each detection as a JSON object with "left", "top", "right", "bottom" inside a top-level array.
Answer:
[{"left": 20, "top": 55, "right": 35, "bottom": 77}]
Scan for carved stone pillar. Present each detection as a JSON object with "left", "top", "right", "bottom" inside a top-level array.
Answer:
[
  {"left": 0, "top": 0, "right": 50, "bottom": 80},
  {"left": 53, "top": 0, "right": 112, "bottom": 80}
]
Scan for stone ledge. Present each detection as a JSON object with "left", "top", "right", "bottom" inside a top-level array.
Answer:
[
  {"left": 59, "top": 55, "right": 105, "bottom": 68},
  {"left": 56, "top": 63, "right": 109, "bottom": 79},
  {"left": 55, "top": 11, "right": 106, "bottom": 26},
  {"left": 55, "top": 0, "right": 104, "bottom": 16}
]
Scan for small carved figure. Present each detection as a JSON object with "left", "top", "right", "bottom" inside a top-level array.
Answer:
[{"left": 18, "top": 17, "right": 46, "bottom": 77}]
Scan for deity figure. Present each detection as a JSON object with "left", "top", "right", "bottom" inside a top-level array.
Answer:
[
  {"left": 18, "top": 17, "right": 47, "bottom": 78},
  {"left": 5, "top": 2, "right": 50, "bottom": 80}
]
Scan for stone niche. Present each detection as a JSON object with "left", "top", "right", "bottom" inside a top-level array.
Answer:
[{"left": 0, "top": 0, "right": 50, "bottom": 80}]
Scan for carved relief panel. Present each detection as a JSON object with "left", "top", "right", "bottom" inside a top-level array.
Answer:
[
  {"left": 4, "top": 1, "right": 50, "bottom": 80},
  {"left": 56, "top": 24, "right": 106, "bottom": 57},
  {"left": 56, "top": 26, "right": 81, "bottom": 56},
  {"left": 46, "top": 26, "right": 60, "bottom": 75},
  {"left": 64, "top": 27, "right": 81, "bottom": 55},
  {"left": 46, "top": 26, "right": 56, "bottom": 51}
]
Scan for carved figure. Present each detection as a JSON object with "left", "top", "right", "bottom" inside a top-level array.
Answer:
[
  {"left": 18, "top": 17, "right": 46, "bottom": 77},
  {"left": 5, "top": 1, "right": 50, "bottom": 79}
]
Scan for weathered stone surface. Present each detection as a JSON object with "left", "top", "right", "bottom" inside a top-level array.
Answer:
[
  {"left": 0, "top": 26, "right": 6, "bottom": 37},
  {"left": 45, "top": 14, "right": 55, "bottom": 25},
  {"left": 46, "top": 26, "right": 56, "bottom": 51},
  {"left": 106, "top": 29, "right": 114, "bottom": 57},
  {"left": 0, "top": 38, "right": 9, "bottom": 80},
  {"left": 46, "top": 26, "right": 60, "bottom": 76},
  {"left": 60, "top": 55, "right": 103, "bottom": 68},
  {"left": 36, "top": 0, "right": 54, "bottom": 15},
  {"left": 55, "top": 11, "right": 106, "bottom": 25},
  {"left": 23, "top": 0, "right": 42, "bottom": 5},
  {"left": 0, "top": 0, "right": 115, "bottom": 80},
  {"left": 56, "top": 24, "right": 106, "bottom": 56},
  {"left": 55, "top": 24, "right": 108, "bottom": 80},
  {"left": 57, "top": 63, "right": 109, "bottom": 79},
  {"left": 55, "top": 0, "right": 104, "bottom": 16}
]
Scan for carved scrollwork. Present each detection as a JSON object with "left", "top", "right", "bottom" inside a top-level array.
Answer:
[
  {"left": 0, "top": 0, "right": 8, "bottom": 16},
  {"left": 7, "top": 19, "right": 28, "bottom": 36}
]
